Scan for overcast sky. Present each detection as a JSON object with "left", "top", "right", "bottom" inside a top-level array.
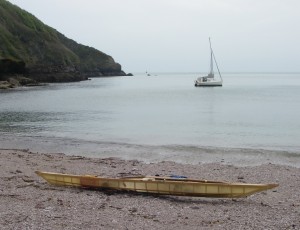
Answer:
[{"left": 7, "top": 0, "right": 300, "bottom": 73}]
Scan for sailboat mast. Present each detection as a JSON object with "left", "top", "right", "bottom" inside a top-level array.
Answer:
[{"left": 209, "top": 37, "right": 213, "bottom": 75}]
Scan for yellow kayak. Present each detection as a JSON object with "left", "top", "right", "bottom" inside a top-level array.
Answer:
[{"left": 36, "top": 171, "right": 278, "bottom": 198}]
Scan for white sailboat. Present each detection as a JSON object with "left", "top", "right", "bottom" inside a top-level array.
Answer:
[{"left": 195, "top": 38, "right": 223, "bottom": 87}]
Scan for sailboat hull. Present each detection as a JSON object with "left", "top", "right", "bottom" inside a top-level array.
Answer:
[{"left": 195, "top": 77, "right": 223, "bottom": 87}]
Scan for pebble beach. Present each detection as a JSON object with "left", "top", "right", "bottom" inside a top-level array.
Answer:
[{"left": 1, "top": 148, "right": 299, "bottom": 229}]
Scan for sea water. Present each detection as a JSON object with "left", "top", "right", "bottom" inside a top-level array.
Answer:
[{"left": 1, "top": 73, "right": 300, "bottom": 165}]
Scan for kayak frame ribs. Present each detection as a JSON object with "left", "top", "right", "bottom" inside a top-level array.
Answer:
[{"left": 36, "top": 171, "right": 278, "bottom": 198}]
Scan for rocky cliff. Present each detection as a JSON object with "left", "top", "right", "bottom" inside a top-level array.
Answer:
[{"left": 0, "top": 0, "right": 126, "bottom": 88}]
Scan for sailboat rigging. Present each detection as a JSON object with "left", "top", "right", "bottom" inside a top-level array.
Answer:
[{"left": 194, "top": 38, "right": 223, "bottom": 87}]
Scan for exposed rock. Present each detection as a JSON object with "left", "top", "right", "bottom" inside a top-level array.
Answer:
[
  {"left": 7, "top": 77, "right": 20, "bottom": 87},
  {"left": 28, "top": 64, "right": 85, "bottom": 82},
  {"left": 16, "top": 76, "right": 38, "bottom": 86},
  {"left": 0, "top": 80, "right": 12, "bottom": 89},
  {"left": 0, "top": 75, "right": 40, "bottom": 88}
]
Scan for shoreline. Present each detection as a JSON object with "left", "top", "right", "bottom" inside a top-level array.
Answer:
[
  {"left": 1, "top": 148, "right": 300, "bottom": 229},
  {"left": 1, "top": 136, "right": 300, "bottom": 168}
]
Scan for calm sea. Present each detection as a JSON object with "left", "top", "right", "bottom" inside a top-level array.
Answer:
[{"left": 1, "top": 73, "right": 300, "bottom": 165}]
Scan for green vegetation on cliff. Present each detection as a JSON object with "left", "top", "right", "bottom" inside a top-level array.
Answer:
[{"left": 0, "top": 0, "right": 125, "bottom": 83}]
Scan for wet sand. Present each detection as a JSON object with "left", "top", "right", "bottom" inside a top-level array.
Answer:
[{"left": 1, "top": 148, "right": 300, "bottom": 229}]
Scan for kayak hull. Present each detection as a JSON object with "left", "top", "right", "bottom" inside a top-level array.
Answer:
[{"left": 36, "top": 171, "right": 278, "bottom": 198}]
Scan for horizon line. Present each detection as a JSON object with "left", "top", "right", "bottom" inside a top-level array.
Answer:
[{"left": 130, "top": 71, "right": 300, "bottom": 74}]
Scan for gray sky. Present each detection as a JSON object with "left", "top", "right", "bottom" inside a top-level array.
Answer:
[{"left": 7, "top": 0, "right": 300, "bottom": 73}]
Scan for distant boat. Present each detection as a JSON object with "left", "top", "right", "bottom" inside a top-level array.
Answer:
[{"left": 195, "top": 38, "right": 223, "bottom": 87}]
